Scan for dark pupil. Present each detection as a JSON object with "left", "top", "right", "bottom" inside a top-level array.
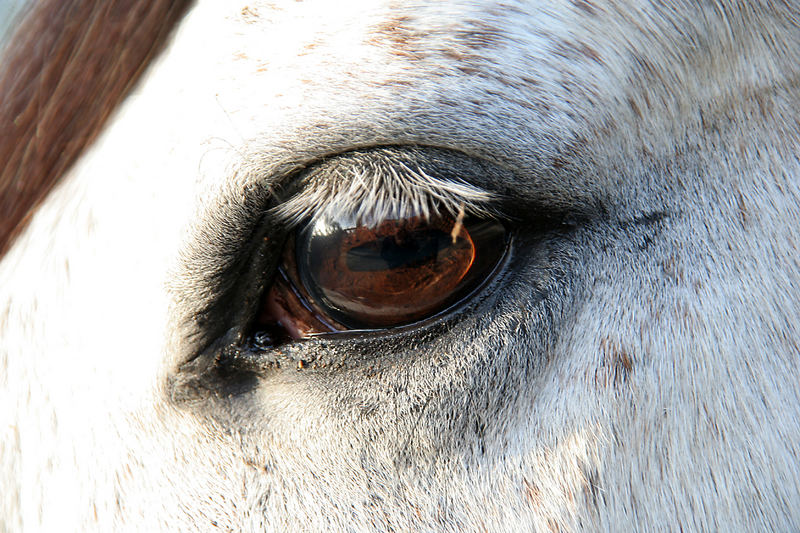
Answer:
[{"left": 345, "top": 229, "right": 449, "bottom": 271}]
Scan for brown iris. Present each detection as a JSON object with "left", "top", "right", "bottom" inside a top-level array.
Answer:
[{"left": 257, "top": 212, "right": 506, "bottom": 339}]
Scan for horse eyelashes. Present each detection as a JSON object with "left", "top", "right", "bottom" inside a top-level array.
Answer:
[{"left": 252, "top": 209, "right": 508, "bottom": 344}]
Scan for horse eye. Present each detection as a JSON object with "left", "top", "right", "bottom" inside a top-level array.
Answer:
[{"left": 255, "top": 212, "right": 507, "bottom": 341}]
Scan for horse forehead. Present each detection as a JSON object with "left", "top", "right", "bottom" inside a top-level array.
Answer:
[
  {"left": 202, "top": 1, "right": 598, "bottom": 103},
  {"left": 206, "top": 1, "right": 765, "bottom": 84},
  {"left": 186, "top": 1, "right": 585, "bottom": 105},
  {"left": 159, "top": 0, "right": 790, "bottom": 156}
]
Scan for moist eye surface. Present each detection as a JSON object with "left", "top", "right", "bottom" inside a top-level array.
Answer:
[{"left": 295, "top": 211, "right": 507, "bottom": 329}]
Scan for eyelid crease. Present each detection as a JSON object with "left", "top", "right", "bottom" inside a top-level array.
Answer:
[{"left": 269, "top": 152, "right": 498, "bottom": 228}]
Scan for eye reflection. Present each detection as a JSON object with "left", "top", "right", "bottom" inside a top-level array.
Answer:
[
  {"left": 253, "top": 211, "right": 507, "bottom": 342},
  {"left": 296, "top": 212, "right": 506, "bottom": 329}
]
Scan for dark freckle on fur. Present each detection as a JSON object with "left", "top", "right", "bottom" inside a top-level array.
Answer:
[
  {"left": 443, "top": 49, "right": 469, "bottom": 62},
  {"left": 628, "top": 210, "right": 668, "bottom": 227},
  {"left": 437, "top": 97, "right": 460, "bottom": 108},
  {"left": 582, "top": 467, "right": 603, "bottom": 510},
  {"left": 523, "top": 478, "right": 541, "bottom": 509},
  {"left": 631, "top": 54, "right": 660, "bottom": 82},
  {"left": 598, "top": 337, "right": 633, "bottom": 388},
  {"left": 457, "top": 65, "right": 482, "bottom": 76},
  {"left": 552, "top": 40, "right": 602, "bottom": 65},
  {"left": 370, "top": 17, "right": 505, "bottom": 62},
  {"left": 488, "top": 3, "right": 526, "bottom": 18},
  {"left": 662, "top": 254, "right": 685, "bottom": 284},
  {"left": 379, "top": 79, "right": 414, "bottom": 87},
  {"left": 368, "top": 15, "right": 426, "bottom": 59},
  {"left": 457, "top": 20, "right": 504, "bottom": 50},
  {"left": 240, "top": 5, "right": 260, "bottom": 23},
  {"left": 571, "top": 0, "right": 598, "bottom": 15},
  {"left": 734, "top": 188, "right": 748, "bottom": 226},
  {"left": 576, "top": 42, "right": 602, "bottom": 63},
  {"left": 675, "top": 301, "right": 694, "bottom": 328},
  {"left": 628, "top": 97, "right": 642, "bottom": 118},
  {"left": 754, "top": 91, "right": 774, "bottom": 117},
  {"left": 699, "top": 109, "right": 710, "bottom": 130}
]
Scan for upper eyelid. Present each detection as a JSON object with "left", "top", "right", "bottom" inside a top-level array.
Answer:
[{"left": 268, "top": 147, "right": 500, "bottom": 228}]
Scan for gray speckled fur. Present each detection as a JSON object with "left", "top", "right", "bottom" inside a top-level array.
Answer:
[{"left": 2, "top": 1, "right": 800, "bottom": 531}]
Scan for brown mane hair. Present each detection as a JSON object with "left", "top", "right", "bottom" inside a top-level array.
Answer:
[{"left": 0, "top": 0, "right": 193, "bottom": 256}]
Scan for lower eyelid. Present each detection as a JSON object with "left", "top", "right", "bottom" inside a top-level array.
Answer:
[{"left": 256, "top": 265, "right": 341, "bottom": 342}]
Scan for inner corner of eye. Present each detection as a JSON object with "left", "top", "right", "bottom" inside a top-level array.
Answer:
[{"left": 250, "top": 206, "right": 507, "bottom": 348}]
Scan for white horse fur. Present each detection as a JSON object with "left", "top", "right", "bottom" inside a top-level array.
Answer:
[{"left": 2, "top": 0, "right": 800, "bottom": 530}]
